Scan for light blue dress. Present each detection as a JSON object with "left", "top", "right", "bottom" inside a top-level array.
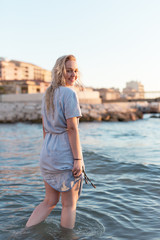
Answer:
[{"left": 40, "top": 86, "right": 83, "bottom": 197}]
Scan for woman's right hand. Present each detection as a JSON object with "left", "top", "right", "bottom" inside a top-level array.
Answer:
[{"left": 72, "top": 160, "right": 82, "bottom": 178}]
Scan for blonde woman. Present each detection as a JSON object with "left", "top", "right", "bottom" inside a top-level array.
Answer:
[{"left": 26, "top": 55, "right": 84, "bottom": 229}]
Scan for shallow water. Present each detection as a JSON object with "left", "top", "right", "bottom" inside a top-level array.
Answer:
[{"left": 0, "top": 114, "right": 160, "bottom": 240}]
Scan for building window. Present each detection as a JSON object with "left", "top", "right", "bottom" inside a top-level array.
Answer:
[{"left": 21, "top": 86, "right": 28, "bottom": 93}]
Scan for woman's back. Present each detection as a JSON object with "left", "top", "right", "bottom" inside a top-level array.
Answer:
[{"left": 41, "top": 86, "right": 81, "bottom": 135}]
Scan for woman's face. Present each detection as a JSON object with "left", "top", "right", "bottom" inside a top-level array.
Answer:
[{"left": 65, "top": 60, "right": 78, "bottom": 86}]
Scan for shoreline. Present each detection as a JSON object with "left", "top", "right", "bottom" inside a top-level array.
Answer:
[
  {"left": 0, "top": 92, "right": 160, "bottom": 123},
  {"left": 1, "top": 101, "right": 159, "bottom": 124}
]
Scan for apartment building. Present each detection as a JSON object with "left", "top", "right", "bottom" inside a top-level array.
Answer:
[
  {"left": 96, "top": 88, "right": 121, "bottom": 101},
  {"left": 123, "top": 81, "right": 144, "bottom": 99},
  {"left": 0, "top": 58, "right": 51, "bottom": 82},
  {"left": 0, "top": 58, "right": 51, "bottom": 94}
]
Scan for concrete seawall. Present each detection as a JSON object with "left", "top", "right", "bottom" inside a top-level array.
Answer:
[{"left": 0, "top": 92, "right": 102, "bottom": 104}]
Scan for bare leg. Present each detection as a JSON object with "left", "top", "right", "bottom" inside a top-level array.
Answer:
[
  {"left": 26, "top": 180, "right": 60, "bottom": 228},
  {"left": 61, "top": 180, "right": 80, "bottom": 229}
]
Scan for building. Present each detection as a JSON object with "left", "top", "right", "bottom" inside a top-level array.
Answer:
[
  {"left": 0, "top": 80, "right": 49, "bottom": 94},
  {"left": 0, "top": 57, "right": 51, "bottom": 82},
  {"left": 0, "top": 58, "right": 51, "bottom": 94},
  {"left": 0, "top": 58, "right": 102, "bottom": 103},
  {"left": 75, "top": 86, "right": 102, "bottom": 104},
  {"left": 123, "top": 81, "right": 144, "bottom": 99},
  {"left": 96, "top": 88, "right": 121, "bottom": 101}
]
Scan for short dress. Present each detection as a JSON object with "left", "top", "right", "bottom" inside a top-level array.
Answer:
[{"left": 40, "top": 86, "right": 84, "bottom": 197}]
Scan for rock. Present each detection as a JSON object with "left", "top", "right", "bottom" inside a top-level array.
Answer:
[
  {"left": 102, "top": 113, "right": 111, "bottom": 121},
  {"left": 0, "top": 103, "right": 15, "bottom": 112},
  {"left": 135, "top": 110, "right": 143, "bottom": 119},
  {"left": 81, "top": 108, "right": 90, "bottom": 115},
  {"left": 150, "top": 114, "right": 160, "bottom": 118},
  {"left": 80, "top": 112, "right": 92, "bottom": 121},
  {"left": 116, "top": 112, "right": 130, "bottom": 121},
  {"left": 35, "top": 104, "right": 42, "bottom": 110},
  {"left": 23, "top": 104, "right": 36, "bottom": 113},
  {"left": 89, "top": 109, "right": 102, "bottom": 121},
  {"left": 130, "top": 112, "right": 137, "bottom": 121},
  {"left": 80, "top": 104, "right": 92, "bottom": 110}
]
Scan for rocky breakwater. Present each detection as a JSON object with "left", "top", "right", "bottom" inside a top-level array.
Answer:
[
  {"left": 0, "top": 102, "right": 42, "bottom": 123},
  {"left": 80, "top": 103, "right": 143, "bottom": 122},
  {"left": 0, "top": 102, "right": 143, "bottom": 123}
]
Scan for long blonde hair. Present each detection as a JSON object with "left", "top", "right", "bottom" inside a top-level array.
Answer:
[{"left": 45, "top": 55, "right": 78, "bottom": 115}]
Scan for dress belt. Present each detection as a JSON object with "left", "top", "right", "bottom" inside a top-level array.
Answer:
[{"left": 45, "top": 129, "right": 68, "bottom": 135}]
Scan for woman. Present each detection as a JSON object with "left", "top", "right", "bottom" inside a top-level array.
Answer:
[{"left": 26, "top": 55, "right": 84, "bottom": 229}]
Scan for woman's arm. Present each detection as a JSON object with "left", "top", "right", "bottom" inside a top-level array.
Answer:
[
  {"left": 67, "top": 117, "right": 82, "bottom": 178},
  {"left": 42, "top": 116, "right": 46, "bottom": 139}
]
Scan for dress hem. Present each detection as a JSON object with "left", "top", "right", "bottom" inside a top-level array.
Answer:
[{"left": 43, "top": 175, "right": 83, "bottom": 198}]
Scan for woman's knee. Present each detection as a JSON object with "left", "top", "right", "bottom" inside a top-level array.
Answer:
[
  {"left": 44, "top": 180, "right": 60, "bottom": 208},
  {"left": 44, "top": 195, "right": 59, "bottom": 208}
]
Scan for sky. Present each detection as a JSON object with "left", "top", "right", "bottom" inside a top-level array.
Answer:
[{"left": 1, "top": 0, "right": 160, "bottom": 91}]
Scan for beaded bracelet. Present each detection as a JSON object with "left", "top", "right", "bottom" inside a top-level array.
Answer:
[{"left": 74, "top": 158, "right": 81, "bottom": 160}]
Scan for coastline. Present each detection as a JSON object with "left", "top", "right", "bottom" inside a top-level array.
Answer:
[
  {"left": 0, "top": 101, "right": 151, "bottom": 123},
  {"left": 0, "top": 93, "right": 160, "bottom": 123}
]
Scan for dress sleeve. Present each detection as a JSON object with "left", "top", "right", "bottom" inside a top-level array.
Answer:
[
  {"left": 41, "top": 94, "right": 45, "bottom": 116},
  {"left": 64, "top": 90, "right": 82, "bottom": 120}
]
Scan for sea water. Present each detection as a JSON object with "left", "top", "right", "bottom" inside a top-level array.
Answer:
[{"left": 0, "top": 114, "right": 160, "bottom": 240}]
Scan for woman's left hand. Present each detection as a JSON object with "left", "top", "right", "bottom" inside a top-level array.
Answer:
[{"left": 72, "top": 160, "right": 82, "bottom": 178}]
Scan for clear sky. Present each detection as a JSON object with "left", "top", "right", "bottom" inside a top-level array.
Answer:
[{"left": 1, "top": 0, "right": 160, "bottom": 91}]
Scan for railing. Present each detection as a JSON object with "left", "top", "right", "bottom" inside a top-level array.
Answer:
[
  {"left": 102, "top": 91, "right": 160, "bottom": 103},
  {"left": 144, "top": 91, "right": 160, "bottom": 99}
]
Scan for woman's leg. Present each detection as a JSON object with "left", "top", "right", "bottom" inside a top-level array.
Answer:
[
  {"left": 26, "top": 180, "right": 60, "bottom": 227},
  {"left": 61, "top": 180, "right": 80, "bottom": 229}
]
